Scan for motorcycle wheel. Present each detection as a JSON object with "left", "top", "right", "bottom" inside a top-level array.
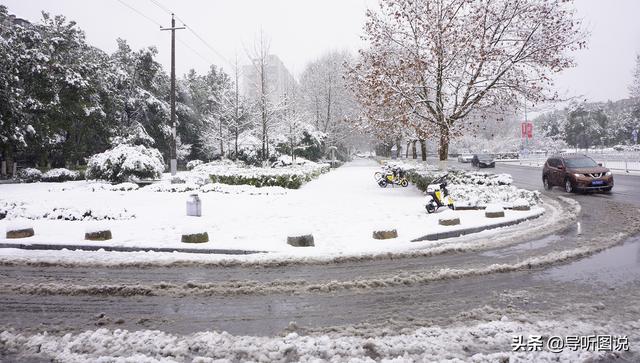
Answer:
[
  {"left": 378, "top": 180, "right": 388, "bottom": 188},
  {"left": 425, "top": 203, "right": 436, "bottom": 214},
  {"left": 400, "top": 179, "right": 409, "bottom": 187}
]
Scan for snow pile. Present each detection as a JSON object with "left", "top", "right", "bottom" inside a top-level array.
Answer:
[
  {"left": 41, "top": 168, "right": 81, "bottom": 182},
  {"left": 1, "top": 318, "right": 636, "bottom": 362},
  {"left": 5, "top": 219, "right": 33, "bottom": 231},
  {"left": 513, "top": 198, "right": 530, "bottom": 209},
  {"left": 17, "top": 168, "right": 42, "bottom": 183},
  {"left": 200, "top": 183, "right": 288, "bottom": 196},
  {"left": 185, "top": 159, "right": 203, "bottom": 170},
  {"left": 86, "top": 145, "right": 165, "bottom": 183},
  {"left": 484, "top": 203, "right": 505, "bottom": 214},
  {"left": 0, "top": 201, "right": 134, "bottom": 221}
]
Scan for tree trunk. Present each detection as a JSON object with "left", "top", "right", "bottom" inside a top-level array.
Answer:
[
  {"left": 438, "top": 126, "right": 449, "bottom": 161},
  {"left": 419, "top": 139, "right": 427, "bottom": 161},
  {"left": 234, "top": 129, "right": 239, "bottom": 160},
  {"left": 405, "top": 141, "right": 410, "bottom": 158},
  {"left": 411, "top": 140, "right": 417, "bottom": 159}
]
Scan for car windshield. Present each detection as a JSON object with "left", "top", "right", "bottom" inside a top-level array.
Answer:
[
  {"left": 564, "top": 157, "right": 598, "bottom": 168},
  {"left": 477, "top": 154, "right": 492, "bottom": 160}
]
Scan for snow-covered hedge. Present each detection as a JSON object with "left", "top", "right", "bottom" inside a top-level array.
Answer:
[
  {"left": 86, "top": 145, "right": 165, "bottom": 183},
  {"left": 186, "top": 159, "right": 203, "bottom": 170},
  {"left": 17, "top": 168, "right": 42, "bottom": 183},
  {"left": 0, "top": 201, "right": 134, "bottom": 221},
  {"left": 207, "top": 163, "right": 330, "bottom": 189},
  {"left": 448, "top": 184, "right": 540, "bottom": 208},
  {"left": 200, "top": 183, "right": 287, "bottom": 195},
  {"left": 407, "top": 169, "right": 539, "bottom": 208},
  {"left": 41, "top": 168, "right": 81, "bottom": 182}
]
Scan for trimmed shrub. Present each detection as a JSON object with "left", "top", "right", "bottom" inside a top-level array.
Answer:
[
  {"left": 41, "top": 168, "right": 81, "bottom": 182},
  {"left": 186, "top": 159, "right": 204, "bottom": 170},
  {"left": 17, "top": 168, "right": 42, "bottom": 183},
  {"left": 208, "top": 163, "right": 330, "bottom": 189},
  {"left": 86, "top": 145, "right": 165, "bottom": 183}
]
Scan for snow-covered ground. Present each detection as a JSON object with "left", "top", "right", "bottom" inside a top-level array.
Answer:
[
  {"left": 0, "top": 160, "right": 543, "bottom": 257},
  {"left": 1, "top": 316, "right": 636, "bottom": 362}
]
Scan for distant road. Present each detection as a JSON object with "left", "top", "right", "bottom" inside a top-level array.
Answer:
[{"left": 444, "top": 158, "right": 640, "bottom": 207}]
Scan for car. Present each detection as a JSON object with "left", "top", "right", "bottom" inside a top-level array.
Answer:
[
  {"left": 471, "top": 154, "right": 495, "bottom": 168},
  {"left": 457, "top": 154, "right": 473, "bottom": 163},
  {"left": 542, "top": 154, "right": 613, "bottom": 193}
]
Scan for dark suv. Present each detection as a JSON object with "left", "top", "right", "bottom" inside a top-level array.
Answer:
[{"left": 542, "top": 154, "right": 613, "bottom": 193}]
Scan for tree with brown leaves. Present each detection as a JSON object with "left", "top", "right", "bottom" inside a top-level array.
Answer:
[{"left": 348, "top": 0, "right": 586, "bottom": 163}]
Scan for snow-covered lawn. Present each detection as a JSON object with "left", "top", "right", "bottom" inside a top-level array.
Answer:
[{"left": 0, "top": 160, "right": 543, "bottom": 256}]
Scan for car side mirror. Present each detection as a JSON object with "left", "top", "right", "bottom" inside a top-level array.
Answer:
[
  {"left": 557, "top": 165, "right": 564, "bottom": 170},
  {"left": 598, "top": 163, "right": 602, "bottom": 167}
]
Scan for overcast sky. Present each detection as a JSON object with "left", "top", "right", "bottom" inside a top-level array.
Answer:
[{"left": 3, "top": 0, "right": 640, "bottom": 106}]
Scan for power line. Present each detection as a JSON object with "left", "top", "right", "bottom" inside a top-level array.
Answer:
[
  {"left": 146, "top": 0, "right": 234, "bottom": 69},
  {"left": 113, "top": 0, "right": 219, "bottom": 68},
  {"left": 112, "top": 0, "right": 240, "bottom": 108},
  {"left": 115, "top": 0, "right": 162, "bottom": 27},
  {"left": 177, "top": 38, "right": 216, "bottom": 66}
]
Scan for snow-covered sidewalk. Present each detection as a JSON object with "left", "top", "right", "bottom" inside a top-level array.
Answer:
[{"left": 0, "top": 160, "right": 543, "bottom": 256}]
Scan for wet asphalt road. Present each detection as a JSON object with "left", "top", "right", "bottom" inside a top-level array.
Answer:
[{"left": 0, "top": 160, "right": 639, "bottom": 340}]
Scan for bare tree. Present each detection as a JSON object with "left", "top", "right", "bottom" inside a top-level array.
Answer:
[
  {"left": 228, "top": 56, "right": 252, "bottom": 159},
  {"left": 348, "top": 0, "right": 586, "bottom": 163},
  {"left": 631, "top": 53, "right": 640, "bottom": 99},
  {"left": 298, "top": 51, "right": 359, "bottom": 155},
  {"left": 245, "top": 30, "right": 283, "bottom": 161}
]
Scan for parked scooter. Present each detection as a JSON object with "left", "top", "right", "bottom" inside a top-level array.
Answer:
[
  {"left": 424, "top": 174, "right": 455, "bottom": 213},
  {"left": 374, "top": 166, "right": 409, "bottom": 188}
]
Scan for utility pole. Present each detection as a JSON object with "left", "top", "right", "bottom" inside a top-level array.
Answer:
[{"left": 161, "top": 14, "right": 185, "bottom": 175}]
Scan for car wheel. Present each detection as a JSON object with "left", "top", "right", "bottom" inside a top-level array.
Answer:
[
  {"left": 543, "top": 176, "right": 552, "bottom": 191},
  {"left": 564, "top": 179, "right": 574, "bottom": 193},
  {"left": 602, "top": 187, "right": 612, "bottom": 193}
]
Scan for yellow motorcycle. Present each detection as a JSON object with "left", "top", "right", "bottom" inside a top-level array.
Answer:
[
  {"left": 425, "top": 174, "right": 455, "bottom": 213},
  {"left": 374, "top": 166, "right": 409, "bottom": 188}
]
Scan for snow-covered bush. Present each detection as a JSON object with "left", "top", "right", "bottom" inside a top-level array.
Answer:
[
  {"left": 0, "top": 200, "right": 134, "bottom": 221},
  {"left": 41, "top": 168, "right": 81, "bottom": 182},
  {"left": 86, "top": 145, "right": 165, "bottom": 183},
  {"left": 186, "top": 159, "right": 204, "bottom": 170},
  {"left": 448, "top": 184, "right": 540, "bottom": 208},
  {"left": 406, "top": 168, "right": 539, "bottom": 208},
  {"left": 17, "top": 168, "right": 42, "bottom": 183},
  {"left": 110, "top": 182, "right": 139, "bottom": 191},
  {"left": 146, "top": 182, "right": 199, "bottom": 193},
  {"left": 207, "top": 162, "right": 330, "bottom": 189},
  {"left": 200, "top": 183, "right": 287, "bottom": 195}
]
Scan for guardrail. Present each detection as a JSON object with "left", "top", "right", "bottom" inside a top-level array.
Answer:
[{"left": 498, "top": 153, "right": 640, "bottom": 173}]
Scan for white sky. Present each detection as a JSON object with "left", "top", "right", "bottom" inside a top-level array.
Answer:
[{"left": 3, "top": 0, "right": 640, "bottom": 105}]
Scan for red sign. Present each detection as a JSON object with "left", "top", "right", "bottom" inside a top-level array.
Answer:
[{"left": 521, "top": 122, "right": 533, "bottom": 139}]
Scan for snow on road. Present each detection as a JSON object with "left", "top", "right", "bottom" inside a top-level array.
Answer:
[
  {"left": 1, "top": 316, "right": 636, "bottom": 362},
  {"left": 0, "top": 159, "right": 542, "bottom": 257}
]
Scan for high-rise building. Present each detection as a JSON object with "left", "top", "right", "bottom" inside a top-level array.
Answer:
[{"left": 242, "top": 54, "right": 297, "bottom": 104}]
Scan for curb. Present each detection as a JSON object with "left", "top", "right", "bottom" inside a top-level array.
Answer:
[
  {"left": 411, "top": 210, "right": 544, "bottom": 242},
  {"left": 0, "top": 242, "right": 265, "bottom": 255}
]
